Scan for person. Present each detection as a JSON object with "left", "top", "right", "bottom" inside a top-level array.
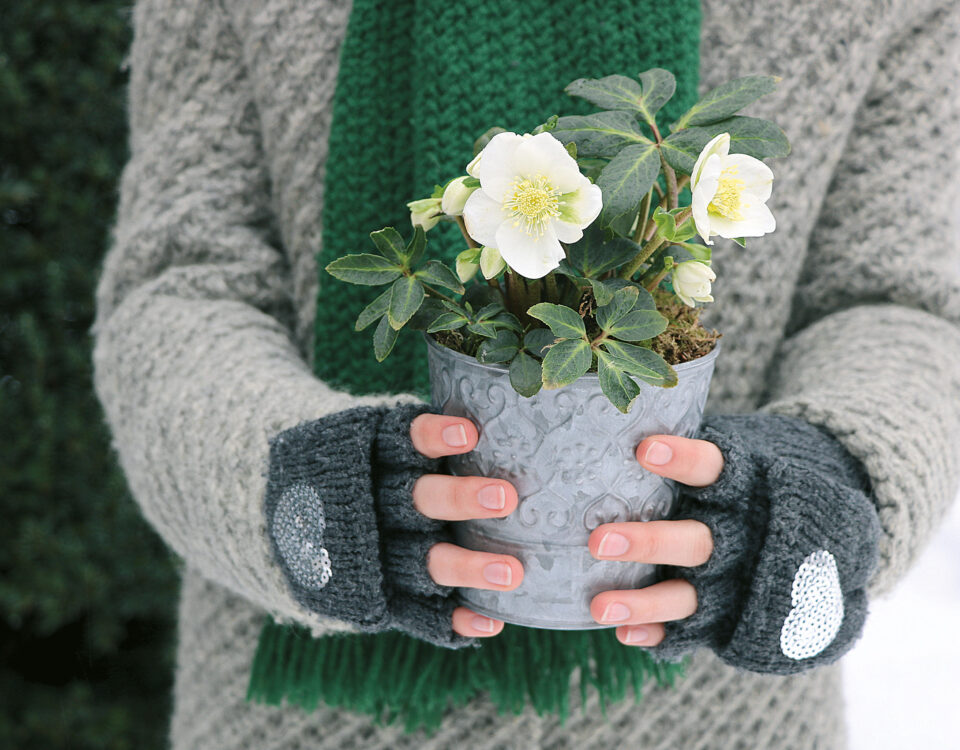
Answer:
[{"left": 91, "top": 0, "right": 960, "bottom": 747}]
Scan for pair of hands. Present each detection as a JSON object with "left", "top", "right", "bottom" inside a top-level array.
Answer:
[{"left": 409, "top": 413, "right": 724, "bottom": 647}]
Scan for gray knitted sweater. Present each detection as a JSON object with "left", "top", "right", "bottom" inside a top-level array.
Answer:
[{"left": 91, "top": 0, "right": 960, "bottom": 747}]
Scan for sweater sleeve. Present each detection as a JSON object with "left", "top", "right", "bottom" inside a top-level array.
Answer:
[
  {"left": 757, "top": 0, "right": 960, "bottom": 600},
  {"left": 90, "top": 0, "right": 425, "bottom": 634}
]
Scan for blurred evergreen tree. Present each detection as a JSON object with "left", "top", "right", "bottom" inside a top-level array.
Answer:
[{"left": 0, "top": 2, "right": 179, "bottom": 748}]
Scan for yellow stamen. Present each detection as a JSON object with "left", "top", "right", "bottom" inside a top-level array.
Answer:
[
  {"left": 503, "top": 174, "right": 561, "bottom": 237},
  {"left": 707, "top": 165, "right": 746, "bottom": 221}
]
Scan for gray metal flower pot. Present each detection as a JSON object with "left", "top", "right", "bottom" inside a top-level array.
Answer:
[{"left": 425, "top": 333, "right": 720, "bottom": 629}]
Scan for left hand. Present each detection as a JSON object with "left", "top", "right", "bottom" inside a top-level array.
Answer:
[{"left": 588, "top": 434, "right": 724, "bottom": 647}]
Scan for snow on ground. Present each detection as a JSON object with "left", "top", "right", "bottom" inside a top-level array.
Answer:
[{"left": 843, "top": 490, "right": 960, "bottom": 750}]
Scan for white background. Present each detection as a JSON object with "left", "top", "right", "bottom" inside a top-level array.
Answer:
[{"left": 843, "top": 490, "right": 960, "bottom": 749}]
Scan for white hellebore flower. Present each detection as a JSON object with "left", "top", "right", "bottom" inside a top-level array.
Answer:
[
  {"left": 441, "top": 176, "right": 477, "bottom": 216},
  {"left": 461, "top": 131, "right": 602, "bottom": 279},
  {"left": 673, "top": 260, "right": 716, "bottom": 307},
  {"left": 690, "top": 132, "right": 776, "bottom": 246}
]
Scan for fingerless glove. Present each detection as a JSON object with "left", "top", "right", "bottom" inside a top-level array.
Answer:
[
  {"left": 264, "top": 401, "right": 478, "bottom": 649},
  {"left": 647, "top": 413, "right": 883, "bottom": 674}
]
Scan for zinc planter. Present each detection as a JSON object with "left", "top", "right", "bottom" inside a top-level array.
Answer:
[{"left": 425, "top": 333, "right": 721, "bottom": 629}]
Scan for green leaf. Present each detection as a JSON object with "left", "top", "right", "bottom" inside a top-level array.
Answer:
[
  {"left": 406, "top": 224, "right": 427, "bottom": 266},
  {"left": 595, "top": 286, "right": 640, "bottom": 331},
  {"left": 463, "top": 176, "right": 481, "bottom": 188},
  {"left": 597, "top": 142, "right": 661, "bottom": 234},
  {"left": 463, "top": 283, "right": 503, "bottom": 311},
  {"left": 527, "top": 303, "right": 587, "bottom": 339},
  {"left": 415, "top": 260, "right": 465, "bottom": 293},
  {"left": 731, "top": 237, "right": 746, "bottom": 247},
  {"left": 475, "top": 302, "right": 506, "bottom": 320},
  {"left": 602, "top": 278, "right": 657, "bottom": 309},
  {"left": 566, "top": 224, "right": 641, "bottom": 277},
  {"left": 407, "top": 297, "right": 446, "bottom": 330},
  {"left": 490, "top": 311, "right": 523, "bottom": 333},
  {"left": 673, "top": 219, "right": 697, "bottom": 242},
  {"left": 354, "top": 288, "right": 391, "bottom": 331},
  {"left": 531, "top": 114, "right": 559, "bottom": 134},
  {"left": 696, "top": 115, "right": 791, "bottom": 159},
  {"left": 635, "top": 68, "right": 677, "bottom": 126},
  {"left": 466, "top": 319, "right": 499, "bottom": 338},
  {"left": 565, "top": 74, "right": 645, "bottom": 111},
  {"left": 477, "top": 329, "right": 520, "bottom": 364},
  {"left": 589, "top": 279, "right": 615, "bottom": 306},
  {"left": 652, "top": 205, "right": 677, "bottom": 240},
  {"left": 326, "top": 254, "right": 403, "bottom": 285},
  {"left": 509, "top": 351, "right": 543, "bottom": 397},
  {"left": 606, "top": 309, "right": 668, "bottom": 341},
  {"left": 523, "top": 328, "right": 557, "bottom": 358},
  {"left": 596, "top": 350, "right": 641, "bottom": 413},
  {"left": 660, "top": 128, "right": 713, "bottom": 174},
  {"left": 676, "top": 241, "right": 712, "bottom": 263},
  {"left": 603, "top": 340, "right": 677, "bottom": 386},
  {"left": 373, "top": 315, "right": 399, "bottom": 362},
  {"left": 426, "top": 312, "right": 469, "bottom": 333},
  {"left": 552, "top": 111, "right": 649, "bottom": 158},
  {"left": 541, "top": 338, "right": 592, "bottom": 389},
  {"left": 387, "top": 276, "right": 425, "bottom": 330},
  {"left": 564, "top": 141, "right": 577, "bottom": 160},
  {"left": 369, "top": 227, "right": 408, "bottom": 265},
  {"left": 672, "top": 75, "right": 780, "bottom": 130}
]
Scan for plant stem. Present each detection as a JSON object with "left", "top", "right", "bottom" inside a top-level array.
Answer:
[
  {"left": 505, "top": 271, "right": 525, "bottom": 317},
  {"left": 421, "top": 283, "right": 456, "bottom": 304},
  {"left": 633, "top": 189, "right": 652, "bottom": 244},
  {"left": 545, "top": 272, "right": 559, "bottom": 303},
  {"left": 620, "top": 234, "right": 667, "bottom": 279},
  {"left": 644, "top": 265, "right": 672, "bottom": 293},
  {"left": 660, "top": 151, "right": 679, "bottom": 209},
  {"left": 454, "top": 215, "right": 479, "bottom": 248}
]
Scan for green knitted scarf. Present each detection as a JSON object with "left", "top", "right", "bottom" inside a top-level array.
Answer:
[{"left": 248, "top": 0, "right": 702, "bottom": 735}]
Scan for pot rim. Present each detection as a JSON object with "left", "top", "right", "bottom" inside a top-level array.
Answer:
[{"left": 423, "top": 330, "right": 721, "bottom": 378}]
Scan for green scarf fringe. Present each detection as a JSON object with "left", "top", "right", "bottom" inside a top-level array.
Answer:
[{"left": 248, "top": 618, "right": 689, "bottom": 736}]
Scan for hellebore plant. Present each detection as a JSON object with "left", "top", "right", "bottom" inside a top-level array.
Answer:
[{"left": 326, "top": 68, "right": 790, "bottom": 412}]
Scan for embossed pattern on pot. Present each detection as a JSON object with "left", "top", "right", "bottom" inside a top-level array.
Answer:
[{"left": 425, "top": 334, "right": 721, "bottom": 628}]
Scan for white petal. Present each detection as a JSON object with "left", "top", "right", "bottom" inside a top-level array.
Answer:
[
  {"left": 511, "top": 133, "right": 583, "bottom": 193},
  {"left": 720, "top": 153, "right": 774, "bottom": 203},
  {"left": 476, "top": 131, "right": 527, "bottom": 202},
  {"left": 495, "top": 220, "right": 564, "bottom": 279},
  {"left": 691, "top": 158, "right": 721, "bottom": 245},
  {"left": 558, "top": 178, "right": 603, "bottom": 228},
  {"left": 553, "top": 219, "right": 584, "bottom": 243},
  {"left": 462, "top": 189, "right": 507, "bottom": 247},
  {"left": 708, "top": 200, "right": 776, "bottom": 239},
  {"left": 691, "top": 132, "right": 730, "bottom": 189}
]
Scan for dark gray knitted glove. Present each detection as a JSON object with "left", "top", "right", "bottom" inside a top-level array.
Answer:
[
  {"left": 263, "top": 401, "right": 479, "bottom": 650},
  {"left": 646, "top": 413, "right": 883, "bottom": 674}
]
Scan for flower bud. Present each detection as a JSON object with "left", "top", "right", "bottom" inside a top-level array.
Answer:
[
  {"left": 672, "top": 260, "right": 716, "bottom": 307},
  {"left": 479, "top": 246, "right": 506, "bottom": 279},
  {"left": 466, "top": 152, "right": 482, "bottom": 178},
  {"left": 441, "top": 176, "right": 477, "bottom": 216},
  {"left": 455, "top": 248, "right": 481, "bottom": 283},
  {"left": 407, "top": 197, "right": 443, "bottom": 231}
]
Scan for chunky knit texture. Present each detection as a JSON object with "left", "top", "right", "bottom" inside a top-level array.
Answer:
[
  {"left": 90, "top": 0, "right": 960, "bottom": 747},
  {"left": 648, "top": 414, "right": 882, "bottom": 673}
]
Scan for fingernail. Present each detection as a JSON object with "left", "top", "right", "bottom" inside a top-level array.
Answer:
[
  {"left": 601, "top": 602, "right": 630, "bottom": 623},
  {"left": 478, "top": 484, "right": 506, "bottom": 510},
  {"left": 472, "top": 615, "right": 496, "bottom": 633},
  {"left": 597, "top": 531, "right": 629, "bottom": 557},
  {"left": 644, "top": 440, "right": 673, "bottom": 466},
  {"left": 624, "top": 626, "right": 649, "bottom": 644},
  {"left": 442, "top": 424, "right": 468, "bottom": 448},
  {"left": 484, "top": 562, "right": 512, "bottom": 586}
]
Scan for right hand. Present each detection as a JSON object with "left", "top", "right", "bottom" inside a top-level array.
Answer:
[{"left": 410, "top": 413, "right": 524, "bottom": 638}]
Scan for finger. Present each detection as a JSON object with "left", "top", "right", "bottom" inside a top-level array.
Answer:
[
  {"left": 615, "top": 622, "right": 666, "bottom": 647},
  {"left": 590, "top": 579, "right": 697, "bottom": 625},
  {"left": 589, "top": 519, "right": 714, "bottom": 567},
  {"left": 427, "top": 541, "right": 524, "bottom": 591},
  {"left": 410, "top": 413, "right": 479, "bottom": 458},
  {"left": 636, "top": 434, "right": 724, "bottom": 487},
  {"left": 452, "top": 606, "right": 505, "bottom": 637},
  {"left": 412, "top": 473, "right": 518, "bottom": 520}
]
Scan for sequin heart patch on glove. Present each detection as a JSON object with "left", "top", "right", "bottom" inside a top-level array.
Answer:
[
  {"left": 272, "top": 483, "right": 333, "bottom": 590},
  {"left": 779, "top": 549, "right": 844, "bottom": 660}
]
